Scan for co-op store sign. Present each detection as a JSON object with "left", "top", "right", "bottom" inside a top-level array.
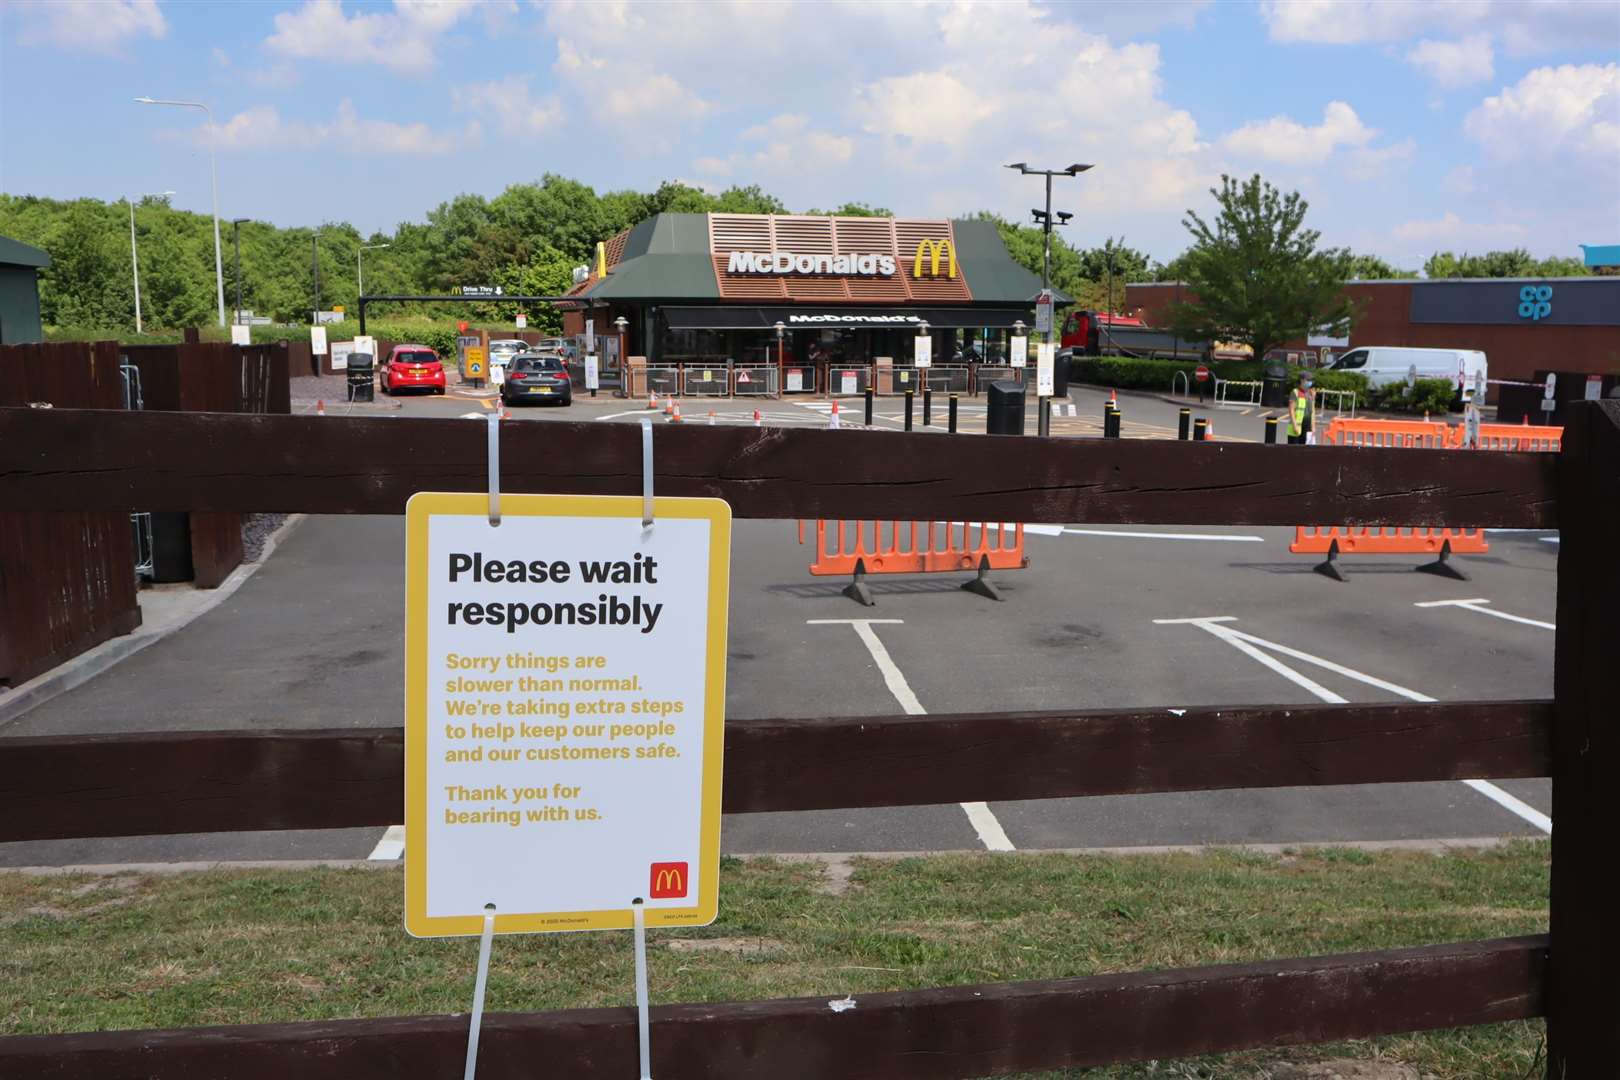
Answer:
[{"left": 724, "top": 240, "right": 958, "bottom": 279}]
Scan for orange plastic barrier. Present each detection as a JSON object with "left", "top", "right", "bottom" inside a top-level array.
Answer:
[
  {"left": 1318, "top": 417, "right": 1450, "bottom": 448},
  {"left": 798, "top": 520, "right": 1027, "bottom": 605},
  {"left": 1453, "top": 423, "right": 1563, "bottom": 452}
]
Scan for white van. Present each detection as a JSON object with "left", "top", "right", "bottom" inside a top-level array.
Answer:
[{"left": 1325, "top": 346, "right": 1487, "bottom": 403}]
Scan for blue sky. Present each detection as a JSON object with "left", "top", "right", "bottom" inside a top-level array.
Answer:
[{"left": 3, "top": 0, "right": 1617, "bottom": 267}]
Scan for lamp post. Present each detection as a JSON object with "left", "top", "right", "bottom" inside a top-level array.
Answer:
[
  {"left": 231, "top": 218, "right": 249, "bottom": 326},
  {"left": 614, "top": 315, "right": 629, "bottom": 397},
  {"left": 1007, "top": 162, "right": 1091, "bottom": 435},
  {"left": 358, "top": 242, "right": 390, "bottom": 302},
  {"left": 135, "top": 97, "right": 226, "bottom": 327},
  {"left": 773, "top": 319, "right": 786, "bottom": 391},
  {"left": 127, "top": 190, "right": 175, "bottom": 334},
  {"left": 311, "top": 232, "right": 322, "bottom": 324}
]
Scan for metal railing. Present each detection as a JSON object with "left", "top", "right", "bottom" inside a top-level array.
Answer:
[
  {"left": 1172, "top": 370, "right": 1191, "bottom": 397},
  {"left": 683, "top": 364, "right": 731, "bottom": 397},
  {"left": 1215, "top": 378, "right": 1263, "bottom": 407},
  {"left": 731, "top": 366, "right": 778, "bottom": 397},
  {"left": 1314, "top": 388, "right": 1358, "bottom": 419},
  {"left": 923, "top": 365, "right": 972, "bottom": 393},
  {"left": 782, "top": 366, "right": 817, "bottom": 394},
  {"left": 827, "top": 366, "right": 873, "bottom": 396}
]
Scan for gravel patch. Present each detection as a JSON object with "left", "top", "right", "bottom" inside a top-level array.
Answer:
[{"left": 241, "top": 514, "right": 289, "bottom": 564}]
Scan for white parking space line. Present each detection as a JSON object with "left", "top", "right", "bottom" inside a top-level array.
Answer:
[
  {"left": 368, "top": 824, "right": 405, "bottom": 861},
  {"left": 1065, "top": 529, "right": 1264, "bottom": 542},
  {"left": 1155, "top": 616, "right": 1552, "bottom": 834},
  {"left": 806, "top": 618, "right": 1015, "bottom": 852},
  {"left": 1414, "top": 598, "right": 1555, "bottom": 631}
]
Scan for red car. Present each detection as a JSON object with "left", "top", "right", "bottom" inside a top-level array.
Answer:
[{"left": 379, "top": 345, "right": 447, "bottom": 395}]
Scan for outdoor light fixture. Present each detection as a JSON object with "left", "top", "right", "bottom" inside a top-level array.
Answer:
[
  {"left": 1065, "top": 163, "right": 1094, "bottom": 175},
  {"left": 917, "top": 320, "right": 930, "bottom": 336},
  {"left": 136, "top": 96, "right": 226, "bottom": 327},
  {"left": 613, "top": 316, "right": 628, "bottom": 332},
  {"left": 773, "top": 320, "right": 785, "bottom": 338}
]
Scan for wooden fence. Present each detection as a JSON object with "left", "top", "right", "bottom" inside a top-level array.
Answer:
[
  {"left": 0, "top": 343, "right": 141, "bottom": 687},
  {"left": 0, "top": 403, "right": 1613, "bottom": 1078}
]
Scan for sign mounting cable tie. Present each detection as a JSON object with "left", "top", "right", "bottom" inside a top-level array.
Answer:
[
  {"left": 633, "top": 898, "right": 653, "bottom": 1079},
  {"left": 487, "top": 412, "right": 501, "bottom": 527},
  {"left": 463, "top": 904, "right": 497, "bottom": 1080},
  {"left": 640, "top": 418, "right": 655, "bottom": 530}
]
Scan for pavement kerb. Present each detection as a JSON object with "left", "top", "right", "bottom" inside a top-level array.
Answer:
[
  {"left": 1070, "top": 382, "right": 1491, "bottom": 426},
  {"left": 0, "top": 837, "right": 1522, "bottom": 877},
  {"left": 0, "top": 514, "right": 309, "bottom": 730}
]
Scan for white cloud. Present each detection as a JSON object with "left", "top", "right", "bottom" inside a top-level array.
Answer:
[
  {"left": 1392, "top": 211, "right": 1528, "bottom": 244},
  {"left": 551, "top": 37, "right": 711, "bottom": 135},
  {"left": 1260, "top": 0, "right": 1617, "bottom": 53},
  {"left": 1441, "top": 164, "right": 1477, "bottom": 194},
  {"left": 10, "top": 0, "right": 165, "bottom": 54},
  {"left": 1220, "top": 102, "right": 1376, "bottom": 166},
  {"left": 1464, "top": 63, "right": 1620, "bottom": 162},
  {"left": 264, "top": 0, "right": 482, "bottom": 72},
  {"left": 854, "top": 72, "right": 996, "bottom": 151},
  {"left": 692, "top": 157, "right": 733, "bottom": 177},
  {"left": 180, "top": 100, "right": 458, "bottom": 155},
  {"left": 1345, "top": 138, "right": 1416, "bottom": 180},
  {"left": 451, "top": 75, "right": 560, "bottom": 135},
  {"left": 210, "top": 47, "right": 231, "bottom": 68},
  {"left": 726, "top": 114, "right": 855, "bottom": 173},
  {"left": 1406, "top": 35, "right": 1494, "bottom": 88}
]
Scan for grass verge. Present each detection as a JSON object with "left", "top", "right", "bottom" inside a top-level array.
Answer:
[{"left": 0, "top": 842, "right": 1548, "bottom": 1077}]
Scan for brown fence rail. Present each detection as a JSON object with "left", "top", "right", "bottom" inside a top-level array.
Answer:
[
  {"left": 0, "top": 401, "right": 1615, "bottom": 1077},
  {"left": 0, "top": 701, "right": 1553, "bottom": 842}
]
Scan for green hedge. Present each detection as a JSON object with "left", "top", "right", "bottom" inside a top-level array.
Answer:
[
  {"left": 1369, "top": 378, "right": 1457, "bottom": 415},
  {"left": 1069, "top": 355, "right": 1262, "bottom": 391},
  {"left": 1295, "top": 370, "right": 1371, "bottom": 408}
]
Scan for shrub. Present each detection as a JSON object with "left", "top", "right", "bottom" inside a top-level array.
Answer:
[
  {"left": 1070, "top": 355, "right": 1262, "bottom": 391},
  {"left": 1369, "top": 378, "right": 1457, "bottom": 415},
  {"left": 1296, "top": 370, "right": 1370, "bottom": 408}
]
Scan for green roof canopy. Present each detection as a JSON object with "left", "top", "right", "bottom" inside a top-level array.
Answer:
[{"left": 0, "top": 236, "right": 51, "bottom": 269}]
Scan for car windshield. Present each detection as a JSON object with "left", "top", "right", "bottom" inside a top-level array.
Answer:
[
  {"left": 490, "top": 342, "right": 524, "bottom": 355},
  {"left": 396, "top": 351, "right": 436, "bottom": 364},
  {"left": 512, "top": 355, "right": 566, "bottom": 373}
]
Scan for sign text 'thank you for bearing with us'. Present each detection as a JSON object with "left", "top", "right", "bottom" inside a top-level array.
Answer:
[{"left": 404, "top": 492, "right": 732, "bottom": 938}]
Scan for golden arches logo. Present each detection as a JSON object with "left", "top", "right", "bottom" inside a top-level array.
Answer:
[
  {"left": 912, "top": 238, "right": 957, "bottom": 279},
  {"left": 650, "top": 861, "right": 688, "bottom": 898}
]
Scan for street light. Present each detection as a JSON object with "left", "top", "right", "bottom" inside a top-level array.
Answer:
[
  {"left": 358, "top": 243, "right": 390, "bottom": 301},
  {"left": 1006, "top": 161, "right": 1093, "bottom": 436},
  {"left": 231, "top": 218, "right": 249, "bottom": 326},
  {"left": 127, "top": 190, "right": 175, "bottom": 334},
  {"left": 136, "top": 97, "right": 226, "bottom": 327}
]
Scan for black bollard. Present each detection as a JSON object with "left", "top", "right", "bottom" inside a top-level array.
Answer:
[
  {"left": 1037, "top": 397, "right": 1050, "bottom": 438},
  {"left": 948, "top": 394, "right": 958, "bottom": 434},
  {"left": 1105, "top": 406, "right": 1121, "bottom": 439},
  {"left": 1193, "top": 417, "right": 1208, "bottom": 441},
  {"left": 1178, "top": 407, "right": 1191, "bottom": 440},
  {"left": 923, "top": 387, "right": 932, "bottom": 427},
  {"left": 1264, "top": 415, "right": 1279, "bottom": 444},
  {"left": 864, "top": 387, "right": 874, "bottom": 427},
  {"left": 904, "top": 390, "right": 914, "bottom": 431}
]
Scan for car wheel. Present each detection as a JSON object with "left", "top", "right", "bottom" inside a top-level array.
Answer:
[{"left": 435, "top": 387, "right": 445, "bottom": 395}]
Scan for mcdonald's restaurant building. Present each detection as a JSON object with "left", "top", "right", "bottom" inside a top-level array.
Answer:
[{"left": 561, "top": 213, "right": 1047, "bottom": 392}]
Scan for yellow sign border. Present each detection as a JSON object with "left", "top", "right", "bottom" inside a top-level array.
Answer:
[{"left": 404, "top": 491, "right": 731, "bottom": 938}]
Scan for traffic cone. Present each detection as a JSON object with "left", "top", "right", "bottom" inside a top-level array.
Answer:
[
  {"left": 648, "top": 391, "right": 659, "bottom": 410},
  {"left": 828, "top": 399, "right": 841, "bottom": 430},
  {"left": 670, "top": 402, "right": 682, "bottom": 423},
  {"left": 502, "top": 408, "right": 511, "bottom": 421},
  {"left": 707, "top": 409, "right": 716, "bottom": 426},
  {"left": 1522, "top": 414, "right": 1529, "bottom": 426},
  {"left": 663, "top": 397, "right": 674, "bottom": 415},
  {"left": 1109, "top": 388, "right": 1117, "bottom": 407},
  {"left": 315, "top": 400, "right": 325, "bottom": 417},
  {"left": 1203, "top": 421, "right": 1214, "bottom": 441},
  {"left": 753, "top": 408, "right": 762, "bottom": 427}
]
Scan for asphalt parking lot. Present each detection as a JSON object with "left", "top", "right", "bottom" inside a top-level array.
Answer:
[{"left": 0, "top": 383, "right": 1555, "bottom": 866}]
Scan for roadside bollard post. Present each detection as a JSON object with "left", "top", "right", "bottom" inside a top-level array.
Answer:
[
  {"left": 948, "top": 394, "right": 958, "bottom": 434},
  {"left": 923, "top": 387, "right": 932, "bottom": 427},
  {"left": 904, "top": 390, "right": 914, "bottom": 432},
  {"left": 1105, "top": 406, "right": 1121, "bottom": 439},
  {"left": 864, "top": 387, "right": 874, "bottom": 427},
  {"left": 1193, "top": 416, "right": 1208, "bottom": 441},
  {"left": 1038, "top": 397, "right": 1051, "bottom": 438},
  {"left": 1178, "top": 407, "right": 1191, "bottom": 440},
  {"left": 1265, "top": 415, "right": 1279, "bottom": 444}
]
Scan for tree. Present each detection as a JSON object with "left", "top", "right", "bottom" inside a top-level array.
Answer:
[
  {"left": 1164, "top": 174, "right": 1356, "bottom": 362},
  {"left": 1345, "top": 253, "right": 1415, "bottom": 280},
  {"left": 805, "top": 201, "right": 893, "bottom": 217},
  {"left": 1423, "top": 248, "right": 1590, "bottom": 279}
]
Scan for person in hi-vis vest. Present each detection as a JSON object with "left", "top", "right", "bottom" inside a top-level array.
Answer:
[{"left": 1287, "top": 371, "right": 1314, "bottom": 445}]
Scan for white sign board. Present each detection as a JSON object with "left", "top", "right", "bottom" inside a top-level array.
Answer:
[
  {"left": 230, "top": 324, "right": 251, "bottom": 346},
  {"left": 1544, "top": 373, "right": 1557, "bottom": 399},
  {"left": 310, "top": 325, "right": 328, "bottom": 356},
  {"left": 840, "top": 370, "right": 858, "bottom": 395},
  {"left": 330, "top": 341, "right": 354, "bottom": 371},
  {"left": 515, "top": 313, "right": 527, "bottom": 330},
  {"left": 585, "top": 319, "right": 596, "bottom": 356},
  {"left": 913, "top": 334, "right": 932, "bottom": 368},
  {"left": 354, "top": 335, "right": 377, "bottom": 362},
  {"left": 1586, "top": 375, "right": 1603, "bottom": 401},
  {"left": 786, "top": 369, "right": 804, "bottom": 393},
  {"left": 1035, "top": 291, "right": 1054, "bottom": 335},
  {"left": 405, "top": 493, "right": 732, "bottom": 938},
  {"left": 1009, "top": 335, "right": 1027, "bottom": 368},
  {"left": 585, "top": 355, "right": 600, "bottom": 391},
  {"left": 1036, "top": 342, "right": 1055, "bottom": 396}
]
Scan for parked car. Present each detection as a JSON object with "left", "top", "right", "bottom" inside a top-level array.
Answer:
[
  {"left": 537, "top": 337, "right": 578, "bottom": 361},
  {"left": 487, "top": 339, "right": 528, "bottom": 386},
  {"left": 378, "top": 345, "right": 446, "bottom": 395},
  {"left": 500, "top": 352, "right": 572, "bottom": 406},
  {"left": 1322, "top": 346, "right": 1487, "bottom": 404}
]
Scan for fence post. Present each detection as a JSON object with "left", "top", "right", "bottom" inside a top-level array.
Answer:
[
  {"left": 948, "top": 394, "right": 958, "bottom": 434},
  {"left": 1548, "top": 399, "right": 1620, "bottom": 1075},
  {"left": 864, "top": 388, "right": 873, "bottom": 427},
  {"left": 923, "top": 387, "right": 932, "bottom": 427},
  {"left": 904, "top": 390, "right": 914, "bottom": 432}
]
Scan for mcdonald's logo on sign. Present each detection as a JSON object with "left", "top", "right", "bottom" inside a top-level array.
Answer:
[
  {"left": 912, "top": 238, "right": 957, "bottom": 279},
  {"left": 650, "top": 861, "right": 689, "bottom": 899}
]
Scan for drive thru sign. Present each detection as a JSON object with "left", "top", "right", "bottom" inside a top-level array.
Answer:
[{"left": 404, "top": 492, "right": 731, "bottom": 937}]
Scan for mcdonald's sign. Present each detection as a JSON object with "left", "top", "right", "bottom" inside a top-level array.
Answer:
[
  {"left": 912, "top": 238, "right": 957, "bottom": 279},
  {"left": 650, "top": 861, "right": 689, "bottom": 899}
]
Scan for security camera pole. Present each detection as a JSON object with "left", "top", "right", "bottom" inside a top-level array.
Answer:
[{"left": 1006, "top": 162, "right": 1092, "bottom": 438}]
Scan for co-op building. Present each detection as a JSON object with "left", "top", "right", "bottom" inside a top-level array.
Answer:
[{"left": 560, "top": 212, "right": 1047, "bottom": 393}]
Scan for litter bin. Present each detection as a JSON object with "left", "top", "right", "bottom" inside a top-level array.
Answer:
[
  {"left": 147, "top": 512, "right": 194, "bottom": 583},
  {"left": 1052, "top": 348, "right": 1070, "bottom": 398},
  {"left": 347, "top": 352, "right": 375, "bottom": 403},
  {"left": 1262, "top": 355, "right": 1287, "bottom": 407},
  {"left": 986, "top": 380, "right": 1025, "bottom": 436}
]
